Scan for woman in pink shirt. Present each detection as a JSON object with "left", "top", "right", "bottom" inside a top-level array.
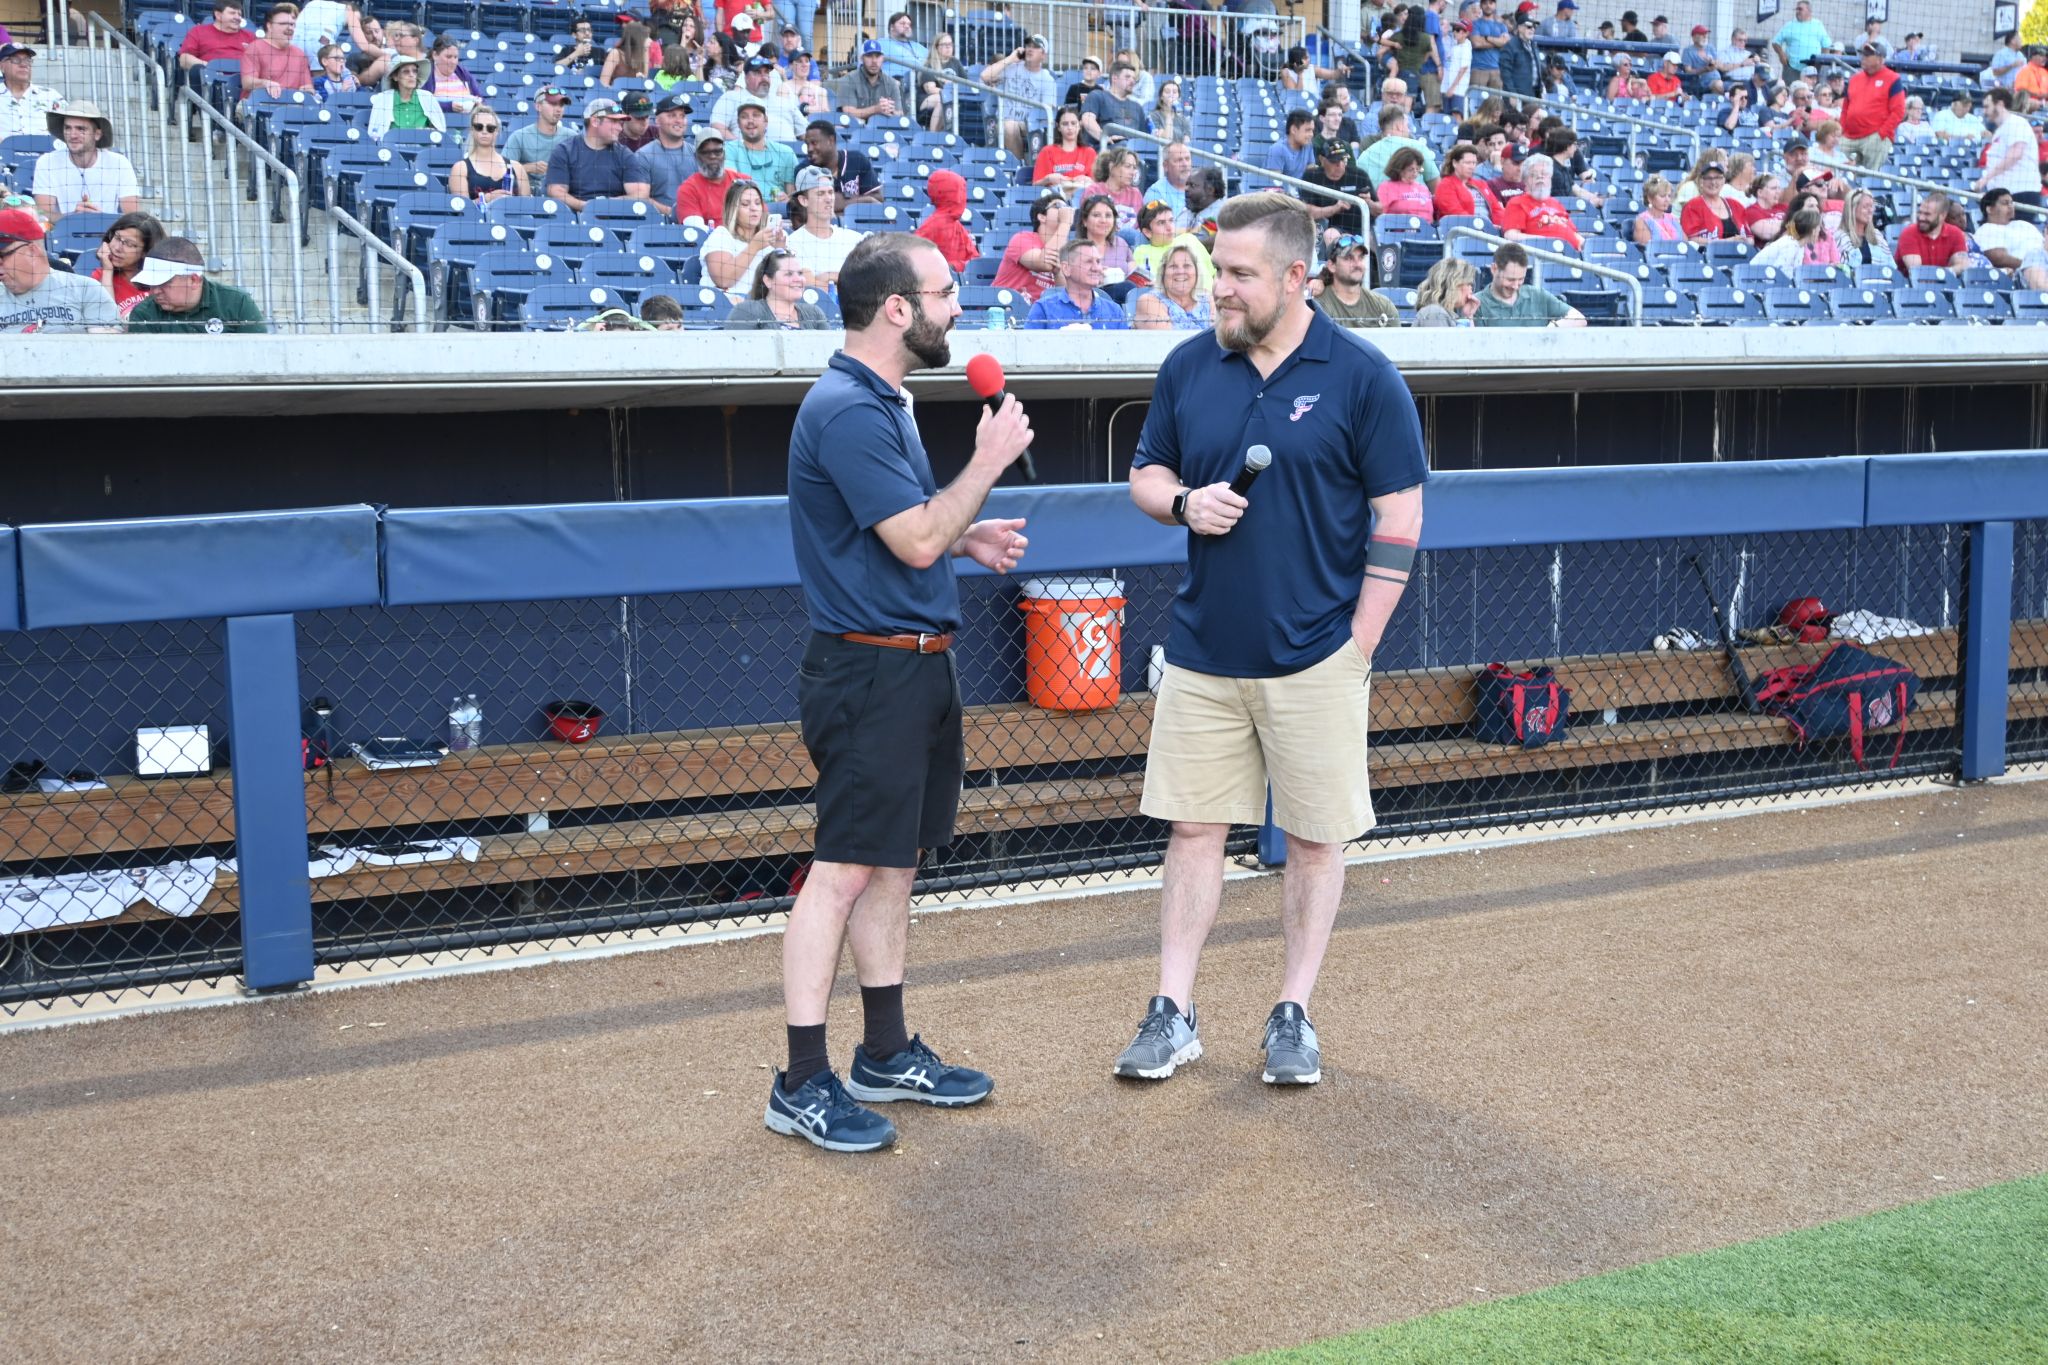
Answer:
[{"left": 1376, "top": 147, "right": 1435, "bottom": 221}]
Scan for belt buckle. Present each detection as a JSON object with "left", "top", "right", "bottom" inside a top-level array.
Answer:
[{"left": 916, "top": 632, "right": 936, "bottom": 653}]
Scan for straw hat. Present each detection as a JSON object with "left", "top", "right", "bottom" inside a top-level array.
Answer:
[{"left": 47, "top": 98, "right": 114, "bottom": 149}]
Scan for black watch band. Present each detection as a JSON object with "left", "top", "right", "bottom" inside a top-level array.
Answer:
[{"left": 1170, "top": 490, "right": 1190, "bottom": 525}]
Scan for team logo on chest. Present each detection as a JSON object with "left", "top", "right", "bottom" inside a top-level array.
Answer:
[{"left": 1289, "top": 393, "right": 1321, "bottom": 422}]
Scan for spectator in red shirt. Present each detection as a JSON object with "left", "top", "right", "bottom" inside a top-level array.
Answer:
[
  {"left": 178, "top": 0, "right": 255, "bottom": 73},
  {"left": 990, "top": 193, "right": 1073, "bottom": 303},
  {"left": 1895, "top": 192, "right": 1969, "bottom": 270},
  {"left": 1497, "top": 154, "right": 1582, "bottom": 249},
  {"left": 1838, "top": 42, "right": 1904, "bottom": 169},
  {"left": 240, "top": 5, "right": 312, "bottom": 99},
  {"left": 1679, "top": 162, "right": 1744, "bottom": 241},
  {"left": 674, "top": 128, "right": 750, "bottom": 226},
  {"left": 1434, "top": 142, "right": 1504, "bottom": 219},
  {"left": 1645, "top": 52, "right": 1684, "bottom": 101}
]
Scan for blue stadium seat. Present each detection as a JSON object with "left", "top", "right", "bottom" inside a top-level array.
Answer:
[
  {"left": 1762, "top": 287, "right": 1830, "bottom": 323},
  {"left": 481, "top": 194, "right": 572, "bottom": 241},
  {"left": 662, "top": 283, "right": 733, "bottom": 328},
  {"left": 1891, "top": 288, "right": 1955, "bottom": 322},
  {"left": 846, "top": 203, "right": 911, "bottom": 234},
  {"left": 584, "top": 195, "right": 659, "bottom": 235},
  {"left": 1854, "top": 263, "right": 1900, "bottom": 289},
  {"left": 579, "top": 250, "right": 683, "bottom": 303},
  {"left": 522, "top": 283, "right": 628, "bottom": 329},
  {"left": 631, "top": 222, "right": 705, "bottom": 278},
  {"left": 1380, "top": 287, "right": 1419, "bottom": 320},
  {"left": 1638, "top": 287, "right": 1696, "bottom": 324},
  {"left": 2010, "top": 290, "right": 2048, "bottom": 324},
  {"left": 472, "top": 247, "right": 572, "bottom": 328},
  {"left": 1793, "top": 264, "right": 1847, "bottom": 291},
  {"left": 960, "top": 285, "right": 1029, "bottom": 326},
  {"left": 1731, "top": 263, "right": 1786, "bottom": 291},
  {"left": 362, "top": 166, "right": 438, "bottom": 239},
  {"left": 800, "top": 287, "right": 843, "bottom": 324},
  {"left": 45, "top": 213, "right": 118, "bottom": 270},
  {"left": 963, "top": 257, "right": 1003, "bottom": 286},
  {"left": 430, "top": 218, "right": 518, "bottom": 321},
  {"left": 391, "top": 192, "right": 474, "bottom": 267},
  {"left": 1694, "top": 287, "right": 1763, "bottom": 325},
  {"left": 1387, "top": 237, "right": 1447, "bottom": 289},
  {"left": 1907, "top": 265, "right": 1955, "bottom": 288},
  {"left": 1703, "top": 239, "right": 1753, "bottom": 269},
  {"left": 535, "top": 220, "right": 616, "bottom": 269},
  {"left": 1826, "top": 288, "right": 1892, "bottom": 323},
  {"left": 1956, "top": 265, "right": 2010, "bottom": 290},
  {"left": 1951, "top": 289, "right": 2012, "bottom": 323}
]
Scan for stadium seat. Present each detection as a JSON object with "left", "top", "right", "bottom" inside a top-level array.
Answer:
[
  {"left": 472, "top": 247, "right": 572, "bottom": 328},
  {"left": 663, "top": 283, "right": 734, "bottom": 327},
  {"left": 2010, "top": 290, "right": 2048, "bottom": 324},
  {"left": 1637, "top": 287, "right": 1696, "bottom": 324},
  {"left": 1694, "top": 287, "right": 1763, "bottom": 325},
  {"left": 1, "top": 133, "right": 58, "bottom": 180},
  {"left": 801, "top": 287, "right": 843, "bottom": 324},
  {"left": 1793, "top": 264, "right": 1846, "bottom": 291},
  {"left": 963, "top": 257, "right": 1003, "bottom": 287},
  {"left": 1826, "top": 288, "right": 1892, "bottom": 324},
  {"left": 1762, "top": 287, "right": 1830, "bottom": 324},
  {"left": 1907, "top": 265, "right": 1955, "bottom": 288},
  {"left": 1951, "top": 289, "right": 2012, "bottom": 323},
  {"left": 631, "top": 222, "right": 705, "bottom": 279},
  {"left": 584, "top": 196, "right": 659, "bottom": 235},
  {"left": 846, "top": 204, "right": 910, "bottom": 234},
  {"left": 481, "top": 194, "right": 572, "bottom": 241},
  {"left": 362, "top": 166, "right": 438, "bottom": 239},
  {"left": 522, "top": 283, "right": 628, "bottom": 329},
  {"left": 1703, "top": 239, "right": 1753, "bottom": 269},
  {"left": 430, "top": 218, "right": 518, "bottom": 321},
  {"left": 535, "top": 220, "right": 616, "bottom": 269},
  {"left": 45, "top": 213, "right": 118, "bottom": 270},
  {"left": 1731, "top": 263, "right": 1786, "bottom": 291},
  {"left": 391, "top": 192, "right": 474, "bottom": 270},
  {"left": 960, "top": 285, "right": 1029, "bottom": 327},
  {"left": 1890, "top": 289, "right": 1955, "bottom": 322},
  {"left": 579, "top": 251, "right": 683, "bottom": 303},
  {"left": 1854, "top": 264, "right": 1900, "bottom": 288}
]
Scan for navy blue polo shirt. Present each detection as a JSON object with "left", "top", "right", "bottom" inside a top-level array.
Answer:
[
  {"left": 788, "top": 352, "right": 959, "bottom": 635},
  {"left": 1133, "top": 308, "right": 1428, "bottom": 678}
]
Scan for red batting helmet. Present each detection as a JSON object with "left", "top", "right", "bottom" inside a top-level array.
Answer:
[{"left": 1777, "top": 597, "right": 1830, "bottom": 643}]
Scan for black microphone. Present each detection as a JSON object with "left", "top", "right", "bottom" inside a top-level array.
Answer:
[{"left": 1229, "top": 444, "right": 1273, "bottom": 498}]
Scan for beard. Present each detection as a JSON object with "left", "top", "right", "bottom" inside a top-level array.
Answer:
[
  {"left": 1215, "top": 291, "right": 1285, "bottom": 353},
  {"left": 903, "top": 298, "right": 953, "bottom": 371}
]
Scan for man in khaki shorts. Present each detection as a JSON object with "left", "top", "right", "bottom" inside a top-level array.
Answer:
[{"left": 1115, "top": 192, "right": 1427, "bottom": 1087}]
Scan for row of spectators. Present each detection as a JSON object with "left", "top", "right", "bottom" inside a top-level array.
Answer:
[{"left": 0, "top": 205, "right": 265, "bottom": 331}]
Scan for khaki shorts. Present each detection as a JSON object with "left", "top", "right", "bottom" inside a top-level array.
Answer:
[
  {"left": 1470, "top": 69, "right": 1503, "bottom": 89},
  {"left": 1140, "top": 638, "right": 1376, "bottom": 844}
]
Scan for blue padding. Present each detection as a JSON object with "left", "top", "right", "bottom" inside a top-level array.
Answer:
[
  {"left": 383, "top": 498, "right": 798, "bottom": 605},
  {"left": 0, "top": 528, "right": 18, "bottom": 632},
  {"left": 18, "top": 506, "right": 381, "bottom": 629},
  {"left": 1864, "top": 451, "right": 2048, "bottom": 528},
  {"left": 384, "top": 486, "right": 1186, "bottom": 605},
  {"left": 1420, "top": 459, "right": 1869, "bottom": 550}
]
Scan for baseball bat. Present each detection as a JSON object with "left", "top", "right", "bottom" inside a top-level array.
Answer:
[{"left": 1689, "top": 554, "right": 1758, "bottom": 711}]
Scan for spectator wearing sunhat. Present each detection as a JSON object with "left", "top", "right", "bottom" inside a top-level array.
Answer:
[
  {"left": 835, "top": 38, "right": 904, "bottom": 122},
  {"left": 367, "top": 54, "right": 445, "bottom": 140},
  {"left": 33, "top": 100, "right": 141, "bottom": 223},
  {"left": 674, "top": 126, "right": 751, "bottom": 225},
  {"left": 544, "top": 97, "right": 653, "bottom": 212},
  {"left": 1536, "top": 0, "right": 1577, "bottom": 42},
  {"left": 1, "top": 41, "right": 63, "bottom": 141},
  {"left": 126, "top": 237, "right": 267, "bottom": 334},
  {"left": 618, "top": 89, "right": 657, "bottom": 151},
  {"left": 0, "top": 207, "right": 122, "bottom": 332},
  {"left": 505, "top": 85, "right": 575, "bottom": 182}
]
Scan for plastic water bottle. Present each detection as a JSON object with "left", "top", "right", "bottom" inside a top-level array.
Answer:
[
  {"left": 985, "top": 307, "right": 1006, "bottom": 331},
  {"left": 1453, "top": 317, "right": 1474, "bottom": 328},
  {"left": 448, "top": 693, "right": 482, "bottom": 752}
]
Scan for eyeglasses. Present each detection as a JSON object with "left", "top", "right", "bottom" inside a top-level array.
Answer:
[
  {"left": 899, "top": 285, "right": 959, "bottom": 302},
  {"left": 472, "top": 122, "right": 499, "bottom": 131}
]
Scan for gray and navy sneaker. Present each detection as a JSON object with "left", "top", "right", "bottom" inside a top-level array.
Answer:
[
  {"left": 1261, "top": 1001, "right": 1321, "bottom": 1085},
  {"left": 845, "top": 1034, "right": 995, "bottom": 1107},
  {"left": 764, "top": 1069, "right": 897, "bottom": 1152},
  {"left": 1113, "top": 995, "right": 1203, "bottom": 1080}
]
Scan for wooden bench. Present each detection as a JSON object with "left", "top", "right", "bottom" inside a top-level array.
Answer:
[{"left": 8, "top": 620, "right": 2045, "bottom": 928}]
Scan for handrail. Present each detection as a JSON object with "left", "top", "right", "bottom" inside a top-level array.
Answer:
[
  {"left": 1106, "top": 121, "right": 1376, "bottom": 281},
  {"left": 84, "top": 15, "right": 174, "bottom": 214},
  {"left": 326, "top": 204, "right": 430, "bottom": 334},
  {"left": 1835, "top": 159, "right": 2048, "bottom": 222},
  {"left": 1545, "top": 89, "right": 1705, "bottom": 165},
  {"left": 908, "top": 63, "right": 1057, "bottom": 142},
  {"left": 176, "top": 88, "right": 308, "bottom": 329},
  {"left": 1444, "top": 224, "right": 1644, "bottom": 325}
]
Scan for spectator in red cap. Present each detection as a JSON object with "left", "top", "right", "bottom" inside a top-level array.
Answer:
[
  {"left": 1680, "top": 24, "right": 1723, "bottom": 97},
  {"left": 0, "top": 208, "right": 122, "bottom": 332},
  {"left": 1838, "top": 41, "right": 1904, "bottom": 169},
  {"left": 913, "top": 168, "right": 977, "bottom": 274}
]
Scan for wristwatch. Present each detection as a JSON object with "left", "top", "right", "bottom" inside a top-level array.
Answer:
[{"left": 1170, "top": 490, "right": 1191, "bottom": 525}]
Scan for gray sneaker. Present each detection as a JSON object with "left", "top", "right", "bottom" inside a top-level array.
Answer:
[
  {"left": 1261, "top": 1002, "right": 1321, "bottom": 1085},
  {"left": 1113, "top": 995, "right": 1202, "bottom": 1080}
]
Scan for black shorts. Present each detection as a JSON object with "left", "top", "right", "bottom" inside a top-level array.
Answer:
[{"left": 798, "top": 632, "right": 964, "bottom": 869}]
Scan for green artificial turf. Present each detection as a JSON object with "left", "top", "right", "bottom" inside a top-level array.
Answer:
[{"left": 1240, "top": 1173, "right": 2048, "bottom": 1364}]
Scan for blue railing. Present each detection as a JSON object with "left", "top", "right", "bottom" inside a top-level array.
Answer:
[{"left": 5, "top": 453, "right": 2044, "bottom": 994}]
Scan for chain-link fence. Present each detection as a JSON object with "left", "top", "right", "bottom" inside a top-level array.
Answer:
[
  {"left": 7, "top": 515, "right": 2025, "bottom": 1014},
  {"left": 2010, "top": 518, "right": 2048, "bottom": 766}
]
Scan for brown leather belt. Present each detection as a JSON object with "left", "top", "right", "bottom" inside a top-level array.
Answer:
[{"left": 840, "top": 631, "right": 955, "bottom": 654}]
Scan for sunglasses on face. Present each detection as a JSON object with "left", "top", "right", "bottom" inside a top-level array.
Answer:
[{"left": 472, "top": 121, "right": 499, "bottom": 130}]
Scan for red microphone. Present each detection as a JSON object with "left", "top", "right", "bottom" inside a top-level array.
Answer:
[{"left": 965, "top": 353, "right": 1037, "bottom": 483}]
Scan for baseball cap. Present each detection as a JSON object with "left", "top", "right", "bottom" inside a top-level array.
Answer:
[
  {"left": 0, "top": 41, "right": 39, "bottom": 60},
  {"left": 1859, "top": 40, "right": 1883, "bottom": 54},
  {"left": 653, "top": 90, "right": 689, "bottom": 114},
  {"left": 1556, "top": 1, "right": 1575, "bottom": 10},
  {"left": 618, "top": 90, "right": 653, "bottom": 117},
  {"left": 745, "top": 52, "right": 776, "bottom": 69},
  {"left": 583, "top": 96, "right": 626, "bottom": 119},
  {"left": 736, "top": 95, "right": 768, "bottom": 115},
  {"left": 692, "top": 127, "right": 724, "bottom": 149},
  {"left": 1024, "top": 33, "right": 1046, "bottom": 48},
  {"left": 1691, "top": 24, "right": 1708, "bottom": 35},
  {"left": 1331, "top": 233, "right": 1368, "bottom": 255},
  {"left": 859, "top": 38, "right": 883, "bottom": 55},
  {"left": 793, "top": 164, "right": 833, "bottom": 194},
  {"left": 537, "top": 84, "right": 569, "bottom": 102},
  {"left": 1661, "top": 50, "right": 1679, "bottom": 64},
  {"left": 1451, "top": 19, "right": 1470, "bottom": 32},
  {"left": 730, "top": 12, "right": 755, "bottom": 31},
  {"left": 130, "top": 254, "right": 206, "bottom": 287},
  {"left": 0, "top": 206, "right": 47, "bottom": 244}
]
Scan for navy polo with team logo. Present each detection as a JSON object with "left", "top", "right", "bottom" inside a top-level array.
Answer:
[
  {"left": 788, "top": 352, "right": 960, "bottom": 635},
  {"left": 1133, "top": 307, "right": 1428, "bottom": 679}
]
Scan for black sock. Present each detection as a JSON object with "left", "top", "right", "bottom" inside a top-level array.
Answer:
[
  {"left": 860, "top": 982, "right": 910, "bottom": 1061},
  {"left": 783, "top": 1023, "right": 828, "bottom": 1093}
]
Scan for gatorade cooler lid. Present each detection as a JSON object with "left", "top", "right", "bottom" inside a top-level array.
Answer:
[{"left": 1019, "top": 576, "right": 1124, "bottom": 601}]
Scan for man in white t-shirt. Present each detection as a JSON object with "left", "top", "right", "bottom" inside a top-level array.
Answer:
[
  {"left": 1973, "top": 188, "right": 2048, "bottom": 288},
  {"left": 32, "top": 100, "right": 141, "bottom": 222},
  {"left": 785, "top": 165, "right": 866, "bottom": 288},
  {"left": 1932, "top": 92, "right": 1986, "bottom": 142},
  {"left": 1974, "top": 88, "right": 2042, "bottom": 211}
]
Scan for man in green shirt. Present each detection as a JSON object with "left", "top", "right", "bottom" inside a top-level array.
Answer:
[
  {"left": 126, "top": 237, "right": 268, "bottom": 333},
  {"left": 1474, "top": 241, "right": 1585, "bottom": 328}
]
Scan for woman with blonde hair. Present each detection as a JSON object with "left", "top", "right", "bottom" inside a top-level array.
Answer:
[
  {"left": 1724, "top": 152, "right": 1757, "bottom": 207},
  {"left": 1413, "top": 256, "right": 1479, "bottom": 326},
  {"left": 1132, "top": 242, "right": 1214, "bottom": 330},
  {"left": 1633, "top": 175, "right": 1682, "bottom": 246},
  {"left": 702, "top": 178, "right": 786, "bottom": 301},
  {"left": 448, "top": 106, "right": 529, "bottom": 202},
  {"left": 1831, "top": 186, "right": 1894, "bottom": 268}
]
